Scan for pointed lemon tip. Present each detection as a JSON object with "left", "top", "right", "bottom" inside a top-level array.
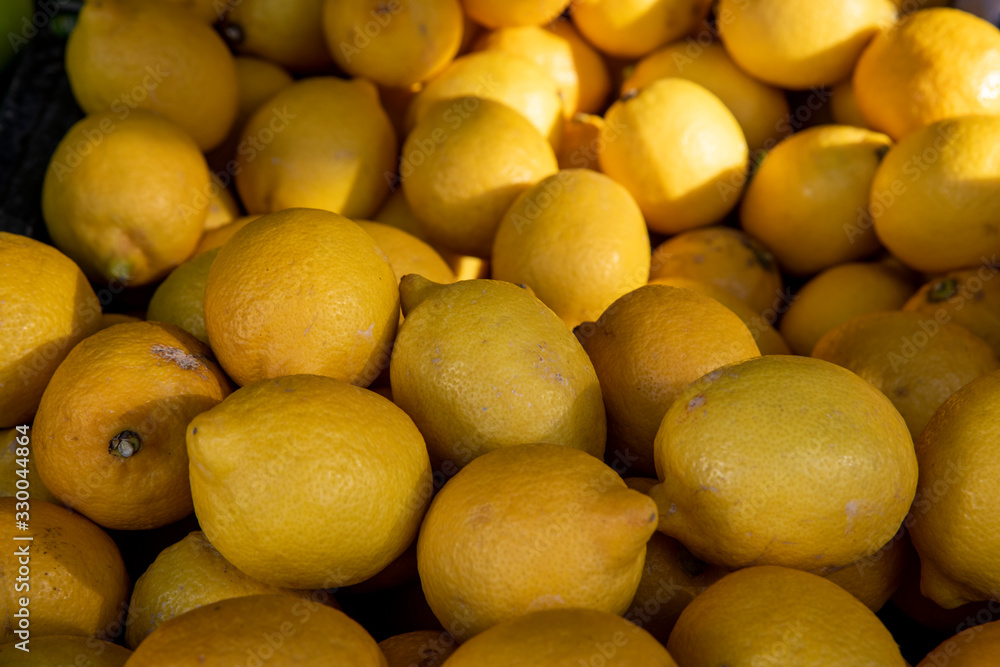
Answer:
[{"left": 398, "top": 273, "right": 443, "bottom": 317}]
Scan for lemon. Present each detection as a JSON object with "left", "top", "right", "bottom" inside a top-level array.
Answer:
[
  {"left": 0, "top": 499, "right": 130, "bottom": 642},
  {"left": 33, "top": 322, "right": 232, "bottom": 530},
  {"left": 355, "top": 221, "right": 455, "bottom": 287},
  {"left": 779, "top": 262, "right": 915, "bottom": 356},
  {"left": 830, "top": 79, "right": 871, "bottom": 128},
  {"left": 717, "top": 0, "right": 898, "bottom": 89},
  {"left": 474, "top": 23, "right": 611, "bottom": 118},
  {"left": 460, "top": 0, "right": 571, "bottom": 28},
  {"left": 869, "top": 115, "right": 1000, "bottom": 274},
  {"left": 648, "top": 276, "right": 791, "bottom": 356},
  {"left": 146, "top": 248, "right": 219, "bottom": 344},
  {"left": 557, "top": 112, "right": 604, "bottom": 171},
  {"left": 373, "top": 189, "right": 491, "bottom": 280},
  {"left": 599, "top": 78, "right": 748, "bottom": 235},
  {"left": 903, "top": 268, "right": 1000, "bottom": 359},
  {"left": 491, "top": 169, "right": 651, "bottom": 327},
  {"left": 812, "top": 311, "right": 998, "bottom": 438},
  {"left": 909, "top": 369, "right": 1000, "bottom": 608},
  {"left": 124, "top": 594, "right": 385, "bottom": 665},
  {"left": 918, "top": 619, "right": 1000, "bottom": 667},
  {"left": 202, "top": 177, "right": 240, "bottom": 231},
  {"left": 66, "top": 0, "right": 238, "bottom": 151},
  {"left": 740, "top": 125, "right": 892, "bottom": 276},
  {"left": 0, "top": 233, "right": 101, "bottom": 427},
  {"left": 444, "top": 608, "right": 678, "bottom": 666},
  {"left": 823, "top": 529, "right": 909, "bottom": 612},
  {"left": 854, "top": 8, "right": 1000, "bottom": 140},
  {"left": 42, "top": 111, "right": 209, "bottom": 286},
  {"left": 0, "top": 428, "right": 59, "bottom": 504},
  {"left": 647, "top": 226, "right": 783, "bottom": 319},
  {"left": 389, "top": 276, "right": 605, "bottom": 469},
  {"left": 235, "top": 77, "right": 397, "bottom": 220},
  {"left": 324, "top": 0, "right": 463, "bottom": 88},
  {"left": 0, "top": 636, "right": 131, "bottom": 666},
  {"left": 222, "top": 0, "right": 333, "bottom": 72},
  {"left": 578, "top": 284, "right": 759, "bottom": 477},
  {"left": 623, "top": 41, "right": 790, "bottom": 152},
  {"left": 204, "top": 208, "right": 399, "bottom": 387},
  {"left": 188, "top": 375, "right": 432, "bottom": 589},
  {"left": 378, "top": 630, "right": 455, "bottom": 666},
  {"left": 407, "top": 51, "right": 564, "bottom": 147},
  {"left": 571, "top": 0, "right": 713, "bottom": 59},
  {"left": 193, "top": 214, "right": 260, "bottom": 255},
  {"left": 205, "top": 55, "right": 293, "bottom": 172},
  {"left": 125, "top": 531, "right": 315, "bottom": 648},
  {"left": 401, "top": 97, "right": 557, "bottom": 258},
  {"left": 667, "top": 566, "right": 907, "bottom": 666},
  {"left": 417, "top": 443, "right": 657, "bottom": 638},
  {"left": 652, "top": 355, "right": 918, "bottom": 572}
]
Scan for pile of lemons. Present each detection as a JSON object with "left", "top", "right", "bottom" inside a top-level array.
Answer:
[{"left": 3, "top": 0, "right": 1000, "bottom": 664}]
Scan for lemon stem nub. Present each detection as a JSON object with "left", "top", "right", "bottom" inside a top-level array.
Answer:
[{"left": 109, "top": 430, "right": 141, "bottom": 459}]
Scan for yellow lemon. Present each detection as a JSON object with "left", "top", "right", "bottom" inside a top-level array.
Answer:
[
  {"left": 407, "top": 51, "right": 564, "bottom": 147},
  {"left": 401, "top": 97, "right": 557, "bottom": 258},
  {"left": 854, "top": 8, "right": 1000, "bottom": 140},
  {"left": 205, "top": 55, "right": 293, "bottom": 172},
  {"left": 0, "top": 428, "right": 59, "bottom": 504},
  {"left": 202, "top": 178, "right": 240, "bottom": 231},
  {"left": 42, "top": 111, "right": 209, "bottom": 286},
  {"left": 557, "top": 112, "right": 604, "bottom": 171},
  {"left": 474, "top": 22, "right": 611, "bottom": 118},
  {"left": 903, "top": 268, "right": 1000, "bottom": 358},
  {"left": 193, "top": 215, "right": 260, "bottom": 255},
  {"left": 417, "top": 443, "right": 658, "bottom": 638},
  {"left": 33, "top": 322, "right": 232, "bottom": 530},
  {"left": 125, "top": 531, "right": 316, "bottom": 647},
  {"left": 571, "top": 0, "right": 713, "bottom": 59},
  {"left": 204, "top": 208, "right": 399, "bottom": 387},
  {"left": 188, "top": 375, "right": 432, "bottom": 589},
  {"left": 66, "top": 0, "right": 238, "bottom": 150},
  {"left": 648, "top": 276, "right": 791, "bottom": 356},
  {"left": 648, "top": 226, "right": 784, "bottom": 319},
  {"left": 221, "top": 0, "right": 333, "bottom": 72},
  {"left": 869, "top": 115, "right": 1000, "bottom": 274},
  {"left": 577, "top": 284, "right": 759, "bottom": 477},
  {"left": 355, "top": 221, "right": 455, "bottom": 287},
  {"left": 459, "top": 0, "right": 570, "bottom": 28},
  {"left": 124, "top": 594, "right": 386, "bottom": 665},
  {"left": 0, "top": 498, "right": 130, "bottom": 642},
  {"left": 909, "top": 369, "right": 1000, "bottom": 608},
  {"left": 389, "top": 276, "right": 605, "bottom": 469},
  {"left": 444, "top": 608, "right": 678, "bottom": 666},
  {"left": 491, "top": 169, "right": 651, "bottom": 328},
  {"left": 146, "top": 248, "right": 219, "bottom": 344},
  {"left": 830, "top": 79, "right": 871, "bottom": 128},
  {"left": 0, "top": 233, "right": 101, "bottom": 427},
  {"left": 717, "top": 0, "right": 898, "bottom": 89},
  {"left": 599, "top": 78, "right": 749, "bottom": 235},
  {"left": 548, "top": 19, "right": 612, "bottom": 114},
  {"left": 740, "top": 125, "right": 893, "bottom": 276},
  {"left": 324, "top": 0, "right": 463, "bottom": 88},
  {"left": 378, "top": 630, "right": 455, "bottom": 667},
  {"left": 779, "top": 262, "right": 915, "bottom": 356},
  {"left": 652, "top": 355, "right": 918, "bottom": 572},
  {"left": 0, "top": 635, "right": 131, "bottom": 666},
  {"left": 667, "top": 566, "right": 907, "bottom": 666},
  {"left": 823, "top": 529, "right": 909, "bottom": 612},
  {"left": 373, "top": 188, "right": 490, "bottom": 280},
  {"left": 235, "top": 77, "right": 397, "bottom": 219},
  {"left": 917, "top": 620, "right": 1000, "bottom": 667},
  {"left": 622, "top": 40, "right": 790, "bottom": 152},
  {"left": 812, "top": 311, "right": 998, "bottom": 438}
]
